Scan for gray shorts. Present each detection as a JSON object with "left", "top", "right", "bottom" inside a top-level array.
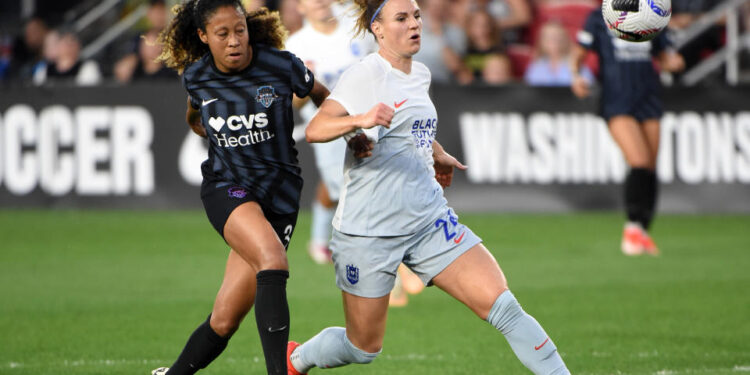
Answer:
[{"left": 330, "top": 208, "right": 482, "bottom": 298}]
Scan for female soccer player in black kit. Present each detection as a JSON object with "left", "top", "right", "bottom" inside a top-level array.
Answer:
[
  {"left": 571, "top": 8, "right": 684, "bottom": 256},
  {"left": 151, "top": 1, "right": 328, "bottom": 374}
]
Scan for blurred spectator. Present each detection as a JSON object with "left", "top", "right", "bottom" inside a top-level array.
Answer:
[
  {"left": 449, "top": 0, "right": 532, "bottom": 44},
  {"left": 669, "top": 0, "right": 722, "bottom": 73},
  {"left": 33, "top": 30, "right": 101, "bottom": 86},
  {"left": 8, "top": 17, "right": 49, "bottom": 81},
  {"left": 524, "top": 21, "right": 593, "bottom": 86},
  {"left": 279, "top": 0, "right": 303, "bottom": 35},
  {"left": 464, "top": 9, "right": 513, "bottom": 83},
  {"left": 481, "top": 0, "right": 533, "bottom": 31},
  {"left": 414, "top": 0, "right": 473, "bottom": 84},
  {"left": 482, "top": 53, "right": 514, "bottom": 83},
  {"left": 146, "top": 0, "right": 169, "bottom": 30},
  {"left": 114, "top": 29, "right": 177, "bottom": 83},
  {"left": 532, "top": 0, "right": 598, "bottom": 6}
]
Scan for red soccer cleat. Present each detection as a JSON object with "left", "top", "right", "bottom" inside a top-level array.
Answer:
[
  {"left": 640, "top": 231, "right": 660, "bottom": 256},
  {"left": 621, "top": 223, "right": 645, "bottom": 256},
  {"left": 287, "top": 341, "right": 307, "bottom": 375}
]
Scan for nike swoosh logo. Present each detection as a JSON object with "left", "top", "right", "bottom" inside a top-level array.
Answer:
[
  {"left": 202, "top": 98, "right": 218, "bottom": 106},
  {"left": 535, "top": 337, "right": 549, "bottom": 351},
  {"left": 453, "top": 232, "right": 465, "bottom": 244},
  {"left": 268, "top": 325, "right": 287, "bottom": 333},
  {"left": 394, "top": 99, "right": 408, "bottom": 108}
]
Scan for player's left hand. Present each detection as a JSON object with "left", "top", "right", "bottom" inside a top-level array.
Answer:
[{"left": 433, "top": 151, "right": 467, "bottom": 188}]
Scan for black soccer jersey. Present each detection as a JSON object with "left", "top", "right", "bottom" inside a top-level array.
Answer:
[
  {"left": 183, "top": 44, "right": 314, "bottom": 214},
  {"left": 578, "top": 9, "right": 671, "bottom": 120}
]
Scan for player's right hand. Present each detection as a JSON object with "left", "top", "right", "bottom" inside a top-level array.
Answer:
[
  {"left": 360, "top": 103, "right": 393, "bottom": 129},
  {"left": 571, "top": 76, "right": 590, "bottom": 99}
]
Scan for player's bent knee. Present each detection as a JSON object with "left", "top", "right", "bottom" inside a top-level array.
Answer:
[{"left": 209, "top": 315, "right": 240, "bottom": 338}]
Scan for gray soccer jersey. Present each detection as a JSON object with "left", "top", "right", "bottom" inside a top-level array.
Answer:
[{"left": 328, "top": 53, "right": 446, "bottom": 236}]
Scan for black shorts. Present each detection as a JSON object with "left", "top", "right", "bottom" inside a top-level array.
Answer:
[
  {"left": 601, "top": 90, "right": 663, "bottom": 123},
  {"left": 201, "top": 181, "right": 298, "bottom": 249}
]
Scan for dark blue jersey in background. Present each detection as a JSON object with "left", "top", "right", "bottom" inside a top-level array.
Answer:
[
  {"left": 183, "top": 44, "right": 314, "bottom": 214},
  {"left": 577, "top": 9, "right": 671, "bottom": 122}
]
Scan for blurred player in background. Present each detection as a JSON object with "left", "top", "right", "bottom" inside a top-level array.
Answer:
[
  {"left": 286, "top": 0, "right": 571, "bottom": 373},
  {"left": 286, "top": 0, "right": 423, "bottom": 306},
  {"left": 571, "top": 8, "right": 684, "bottom": 256},
  {"left": 150, "top": 0, "right": 328, "bottom": 374},
  {"left": 286, "top": 0, "right": 375, "bottom": 265}
]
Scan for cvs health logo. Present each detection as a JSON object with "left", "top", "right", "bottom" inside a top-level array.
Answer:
[
  {"left": 207, "top": 112, "right": 275, "bottom": 148},
  {"left": 208, "top": 112, "right": 268, "bottom": 132}
]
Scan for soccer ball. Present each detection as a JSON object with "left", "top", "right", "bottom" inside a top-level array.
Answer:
[{"left": 602, "top": 0, "right": 672, "bottom": 42}]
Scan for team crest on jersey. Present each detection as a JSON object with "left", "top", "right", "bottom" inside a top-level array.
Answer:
[
  {"left": 255, "top": 85, "right": 278, "bottom": 108},
  {"left": 227, "top": 187, "right": 248, "bottom": 199},
  {"left": 346, "top": 264, "right": 359, "bottom": 285}
]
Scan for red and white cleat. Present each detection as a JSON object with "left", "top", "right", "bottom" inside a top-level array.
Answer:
[
  {"left": 640, "top": 231, "right": 660, "bottom": 256},
  {"left": 621, "top": 223, "right": 645, "bottom": 256},
  {"left": 308, "top": 242, "right": 332, "bottom": 264},
  {"left": 287, "top": 341, "right": 307, "bottom": 375}
]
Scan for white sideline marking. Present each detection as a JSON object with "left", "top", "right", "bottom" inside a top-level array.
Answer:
[{"left": 735, "top": 366, "right": 750, "bottom": 372}]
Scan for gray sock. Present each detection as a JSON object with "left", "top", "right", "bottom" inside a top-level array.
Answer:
[
  {"left": 291, "top": 327, "right": 380, "bottom": 372},
  {"left": 486, "top": 290, "right": 570, "bottom": 375}
]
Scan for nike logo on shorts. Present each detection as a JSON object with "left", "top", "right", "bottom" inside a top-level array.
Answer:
[{"left": 453, "top": 232, "right": 466, "bottom": 244}]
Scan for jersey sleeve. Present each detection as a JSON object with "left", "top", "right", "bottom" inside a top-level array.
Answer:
[
  {"left": 577, "top": 10, "right": 599, "bottom": 51},
  {"left": 182, "top": 73, "right": 201, "bottom": 109},
  {"left": 327, "top": 62, "right": 379, "bottom": 142},
  {"left": 290, "top": 53, "right": 314, "bottom": 98}
]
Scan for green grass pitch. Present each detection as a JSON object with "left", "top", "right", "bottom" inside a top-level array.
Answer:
[{"left": 0, "top": 210, "right": 748, "bottom": 374}]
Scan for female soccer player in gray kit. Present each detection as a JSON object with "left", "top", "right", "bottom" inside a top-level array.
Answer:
[
  {"left": 285, "top": 0, "right": 571, "bottom": 373},
  {"left": 151, "top": 0, "right": 328, "bottom": 374}
]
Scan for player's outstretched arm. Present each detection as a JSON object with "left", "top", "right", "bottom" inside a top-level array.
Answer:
[
  {"left": 306, "top": 100, "right": 393, "bottom": 143},
  {"left": 185, "top": 96, "right": 206, "bottom": 138}
]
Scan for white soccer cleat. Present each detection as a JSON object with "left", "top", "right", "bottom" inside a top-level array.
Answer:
[
  {"left": 307, "top": 242, "right": 332, "bottom": 264},
  {"left": 621, "top": 223, "right": 645, "bottom": 256},
  {"left": 152, "top": 367, "right": 169, "bottom": 375}
]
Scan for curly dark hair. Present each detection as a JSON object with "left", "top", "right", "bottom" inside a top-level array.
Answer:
[{"left": 158, "top": 0, "right": 288, "bottom": 73}]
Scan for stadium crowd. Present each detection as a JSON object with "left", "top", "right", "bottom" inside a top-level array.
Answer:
[{"left": 0, "top": 0, "right": 748, "bottom": 86}]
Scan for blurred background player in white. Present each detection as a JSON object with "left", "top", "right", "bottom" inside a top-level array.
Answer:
[
  {"left": 286, "top": 0, "right": 375, "bottom": 265},
  {"left": 286, "top": 0, "right": 571, "bottom": 373},
  {"left": 286, "top": 0, "right": 423, "bottom": 306},
  {"left": 571, "top": 7, "right": 684, "bottom": 256}
]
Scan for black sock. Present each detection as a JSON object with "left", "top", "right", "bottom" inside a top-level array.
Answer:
[
  {"left": 643, "top": 169, "right": 658, "bottom": 230},
  {"left": 254, "top": 269, "right": 290, "bottom": 375},
  {"left": 166, "top": 315, "right": 230, "bottom": 375},
  {"left": 624, "top": 168, "right": 656, "bottom": 230}
]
